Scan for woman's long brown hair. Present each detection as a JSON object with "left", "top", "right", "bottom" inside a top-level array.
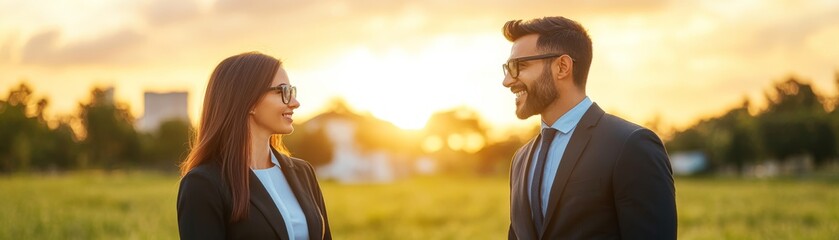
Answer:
[{"left": 180, "top": 52, "right": 290, "bottom": 222}]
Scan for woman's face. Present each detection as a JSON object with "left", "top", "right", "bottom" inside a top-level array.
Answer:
[{"left": 249, "top": 67, "right": 300, "bottom": 135}]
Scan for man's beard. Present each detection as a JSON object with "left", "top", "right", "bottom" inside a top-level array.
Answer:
[{"left": 516, "top": 67, "right": 557, "bottom": 119}]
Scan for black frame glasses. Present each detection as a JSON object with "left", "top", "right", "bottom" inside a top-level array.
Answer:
[
  {"left": 502, "top": 53, "right": 572, "bottom": 78},
  {"left": 268, "top": 84, "right": 297, "bottom": 104}
]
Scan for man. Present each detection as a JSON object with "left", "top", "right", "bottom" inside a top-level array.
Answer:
[{"left": 502, "top": 17, "right": 677, "bottom": 239}]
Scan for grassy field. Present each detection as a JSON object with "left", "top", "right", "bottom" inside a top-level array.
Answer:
[{"left": 1, "top": 172, "right": 838, "bottom": 239}]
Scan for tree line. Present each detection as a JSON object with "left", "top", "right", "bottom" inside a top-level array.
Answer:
[
  {"left": 667, "top": 74, "right": 839, "bottom": 175},
  {"left": 2, "top": 73, "right": 837, "bottom": 175},
  {"left": 0, "top": 85, "right": 500, "bottom": 175},
  {"left": 0, "top": 83, "right": 191, "bottom": 173}
]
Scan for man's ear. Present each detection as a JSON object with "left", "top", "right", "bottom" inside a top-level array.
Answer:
[{"left": 552, "top": 55, "right": 573, "bottom": 81}]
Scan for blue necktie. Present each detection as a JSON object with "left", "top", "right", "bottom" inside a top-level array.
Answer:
[{"left": 531, "top": 128, "right": 558, "bottom": 230}]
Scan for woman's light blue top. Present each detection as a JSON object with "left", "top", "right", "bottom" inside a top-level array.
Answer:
[{"left": 251, "top": 151, "right": 309, "bottom": 240}]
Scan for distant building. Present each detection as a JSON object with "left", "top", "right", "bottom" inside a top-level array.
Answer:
[
  {"left": 137, "top": 91, "right": 189, "bottom": 132},
  {"left": 669, "top": 151, "right": 707, "bottom": 175},
  {"left": 303, "top": 109, "right": 430, "bottom": 184},
  {"left": 102, "top": 87, "right": 115, "bottom": 104},
  {"left": 314, "top": 118, "right": 396, "bottom": 183}
]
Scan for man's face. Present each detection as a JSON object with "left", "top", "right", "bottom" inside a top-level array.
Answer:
[{"left": 502, "top": 34, "right": 558, "bottom": 120}]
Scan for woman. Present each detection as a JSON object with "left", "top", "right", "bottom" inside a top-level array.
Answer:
[{"left": 177, "top": 52, "right": 331, "bottom": 240}]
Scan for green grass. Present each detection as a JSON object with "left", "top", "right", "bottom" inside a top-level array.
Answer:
[
  {"left": 676, "top": 177, "right": 839, "bottom": 239},
  {"left": 0, "top": 171, "right": 180, "bottom": 240},
  {"left": 321, "top": 176, "right": 509, "bottom": 239},
  {"left": 1, "top": 172, "right": 837, "bottom": 239}
]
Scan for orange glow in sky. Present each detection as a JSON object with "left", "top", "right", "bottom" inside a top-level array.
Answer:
[{"left": 2, "top": 0, "right": 838, "bottom": 134}]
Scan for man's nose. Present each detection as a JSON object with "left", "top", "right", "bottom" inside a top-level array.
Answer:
[{"left": 502, "top": 73, "right": 515, "bottom": 88}]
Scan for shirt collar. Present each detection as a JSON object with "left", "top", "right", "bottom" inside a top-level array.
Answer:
[
  {"left": 269, "top": 148, "right": 282, "bottom": 169},
  {"left": 541, "top": 96, "right": 593, "bottom": 134}
]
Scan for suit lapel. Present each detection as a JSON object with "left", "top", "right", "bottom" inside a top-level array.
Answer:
[
  {"left": 248, "top": 171, "right": 290, "bottom": 240},
  {"left": 540, "top": 103, "right": 605, "bottom": 236},
  {"left": 275, "top": 149, "right": 324, "bottom": 240},
  {"left": 512, "top": 136, "right": 540, "bottom": 240}
]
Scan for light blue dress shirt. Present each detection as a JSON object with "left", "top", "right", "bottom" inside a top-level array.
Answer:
[
  {"left": 252, "top": 151, "right": 309, "bottom": 240},
  {"left": 528, "top": 96, "right": 593, "bottom": 216}
]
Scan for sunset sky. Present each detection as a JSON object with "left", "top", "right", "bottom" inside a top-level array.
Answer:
[{"left": 1, "top": 0, "right": 838, "bottom": 136}]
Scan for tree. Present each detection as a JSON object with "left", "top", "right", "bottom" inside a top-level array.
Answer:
[
  {"left": 668, "top": 100, "right": 762, "bottom": 175},
  {"left": 142, "top": 118, "right": 192, "bottom": 170},
  {"left": 43, "top": 120, "right": 80, "bottom": 170},
  {"left": 78, "top": 88, "right": 141, "bottom": 169},
  {"left": 0, "top": 83, "right": 35, "bottom": 172},
  {"left": 284, "top": 123, "right": 334, "bottom": 167},
  {"left": 423, "top": 107, "right": 489, "bottom": 173},
  {"left": 759, "top": 77, "right": 835, "bottom": 167},
  {"left": 723, "top": 102, "right": 762, "bottom": 174},
  {"left": 0, "top": 82, "right": 79, "bottom": 172}
]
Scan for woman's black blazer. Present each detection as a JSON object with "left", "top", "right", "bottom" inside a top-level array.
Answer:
[{"left": 177, "top": 149, "right": 332, "bottom": 240}]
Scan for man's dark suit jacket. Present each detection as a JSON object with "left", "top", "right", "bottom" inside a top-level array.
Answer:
[
  {"left": 177, "top": 149, "right": 332, "bottom": 240},
  {"left": 509, "top": 103, "right": 677, "bottom": 240}
]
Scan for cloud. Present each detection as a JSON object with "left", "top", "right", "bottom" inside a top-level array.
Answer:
[
  {"left": 143, "top": 0, "right": 202, "bottom": 26},
  {"left": 571, "top": 0, "right": 670, "bottom": 13},
  {"left": 5, "top": 0, "right": 838, "bottom": 128},
  {"left": 752, "top": 7, "right": 839, "bottom": 53},
  {"left": 0, "top": 33, "right": 16, "bottom": 64},
  {"left": 213, "top": 0, "right": 312, "bottom": 16},
  {"left": 21, "top": 29, "right": 145, "bottom": 66}
]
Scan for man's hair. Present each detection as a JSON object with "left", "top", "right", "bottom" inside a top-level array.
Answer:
[{"left": 503, "top": 17, "right": 593, "bottom": 88}]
